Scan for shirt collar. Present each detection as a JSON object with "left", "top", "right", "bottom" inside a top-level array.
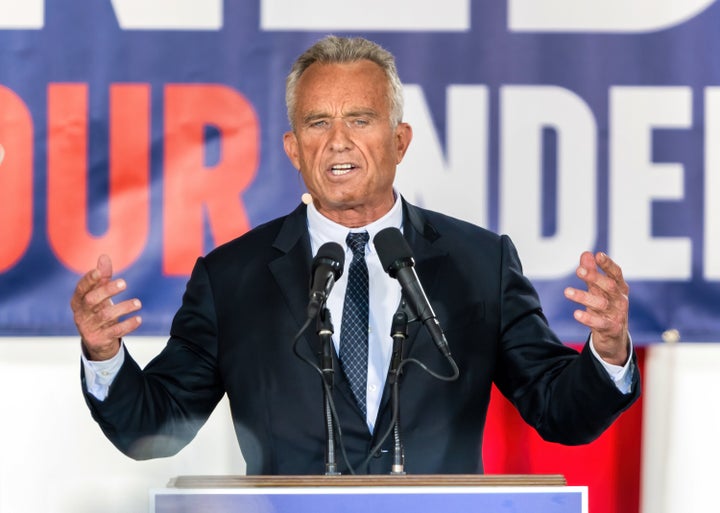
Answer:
[{"left": 306, "top": 193, "right": 403, "bottom": 254}]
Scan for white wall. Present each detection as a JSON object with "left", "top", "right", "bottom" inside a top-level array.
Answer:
[
  {"left": 0, "top": 337, "right": 245, "bottom": 513},
  {"left": 641, "top": 343, "right": 720, "bottom": 513}
]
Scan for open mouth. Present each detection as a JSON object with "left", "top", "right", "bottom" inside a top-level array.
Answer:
[{"left": 330, "top": 163, "right": 356, "bottom": 176}]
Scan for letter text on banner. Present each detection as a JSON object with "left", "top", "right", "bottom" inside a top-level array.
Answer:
[
  {"left": 499, "top": 86, "right": 597, "bottom": 279},
  {"left": 397, "top": 85, "right": 489, "bottom": 229},
  {"left": 47, "top": 83, "right": 150, "bottom": 274},
  {"left": 0, "top": 0, "right": 43, "bottom": 29},
  {"left": 609, "top": 86, "right": 692, "bottom": 279},
  {"left": 704, "top": 87, "right": 720, "bottom": 280},
  {"left": 0, "top": 86, "right": 33, "bottom": 272},
  {"left": 260, "top": 0, "right": 470, "bottom": 31},
  {"left": 508, "top": 0, "right": 715, "bottom": 33},
  {"left": 163, "top": 84, "right": 259, "bottom": 276},
  {"left": 110, "top": 0, "right": 222, "bottom": 30}
]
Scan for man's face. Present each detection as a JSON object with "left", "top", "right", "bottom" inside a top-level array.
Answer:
[{"left": 283, "top": 60, "right": 412, "bottom": 227}]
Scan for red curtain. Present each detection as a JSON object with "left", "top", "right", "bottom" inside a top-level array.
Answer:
[{"left": 483, "top": 346, "right": 646, "bottom": 513}]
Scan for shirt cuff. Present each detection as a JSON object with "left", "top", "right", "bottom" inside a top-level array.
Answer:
[
  {"left": 81, "top": 341, "right": 125, "bottom": 401},
  {"left": 589, "top": 334, "right": 635, "bottom": 395}
]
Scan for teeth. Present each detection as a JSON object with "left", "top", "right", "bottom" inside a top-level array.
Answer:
[{"left": 331, "top": 164, "right": 353, "bottom": 175}]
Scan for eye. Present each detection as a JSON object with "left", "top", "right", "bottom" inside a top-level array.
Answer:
[
  {"left": 350, "top": 117, "right": 370, "bottom": 128},
  {"left": 307, "top": 119, "right": 329, "bottom": 129}
]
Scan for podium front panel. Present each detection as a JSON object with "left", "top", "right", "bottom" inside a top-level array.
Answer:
[{"left": 150, "top": 484, "right": 588, "bottom": 513}]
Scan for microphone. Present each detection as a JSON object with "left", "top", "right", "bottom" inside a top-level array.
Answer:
[
  {"left": 373, "top": 227, "right": 452, "bottom": 358},
  {"left": 307, "top": 242, "right": 345, "bottom": 319}
]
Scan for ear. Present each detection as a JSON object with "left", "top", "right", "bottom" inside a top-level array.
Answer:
[
  {"left": 283, "top": 131, "right": 301, "bottom": 170},
  {"left": 394, "top": 122, "right": 413, "bottom": 164}
]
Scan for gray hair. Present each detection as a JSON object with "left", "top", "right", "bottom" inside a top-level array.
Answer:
[{"left": 285, "top": 36, "right": 405, "bottom": 130}]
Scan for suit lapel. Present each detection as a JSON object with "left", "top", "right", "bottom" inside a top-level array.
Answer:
[
  {"left": 375, "top": 200, "right": 449, "bottom": 421},
  {"left": 399, "top": 200, "right": 448, "bottom": 359},
  {"left": 267, "top": 204, "right": 320, "bottom": 362},
  {"left": 268, "top": 204, "right": 365, "bottom": 422}
]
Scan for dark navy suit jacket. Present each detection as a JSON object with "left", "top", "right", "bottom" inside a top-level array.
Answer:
[{"left": 83, "top": 200, "right": 639, "bottom": 475}]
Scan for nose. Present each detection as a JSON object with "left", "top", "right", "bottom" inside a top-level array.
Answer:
[{"left": 328, "top": 120, "right": 352, "bottom": 152}]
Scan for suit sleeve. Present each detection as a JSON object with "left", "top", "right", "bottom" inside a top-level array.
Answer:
[
  {"left": 492, "top": 235, "right": 640, "bottom": 445},
  {"left": 81, "top": 257, "right": 226, "bottom": 459}
]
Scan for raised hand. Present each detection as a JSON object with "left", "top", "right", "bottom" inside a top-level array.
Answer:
[
  {"left": 564, "top": 251, "right": 630, "bottom": 366},
  {"left": 70, "top": 254, "right": 142, "bottom": 361}
]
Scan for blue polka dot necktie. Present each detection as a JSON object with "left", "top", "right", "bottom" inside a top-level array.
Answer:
[{"left": 340, "top": 231, "right": 370, "bottom": 416}]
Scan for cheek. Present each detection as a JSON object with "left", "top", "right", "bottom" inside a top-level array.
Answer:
[
  {"left": 300, "top": 142, "right": 323, "bottom": 165},
  {"left": 376, "top": 140, "right": 402, "bottom": 167}
]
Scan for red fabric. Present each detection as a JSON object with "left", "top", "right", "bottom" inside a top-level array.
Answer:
[{"left": 483, "top": 346, "right": 645, "bottom": 513}]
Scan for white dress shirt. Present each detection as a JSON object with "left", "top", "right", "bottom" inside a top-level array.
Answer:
[{"left": 306, "top": 194, "right": 403, "bottom": 433}]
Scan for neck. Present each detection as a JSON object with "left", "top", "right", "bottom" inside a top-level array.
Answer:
[{"left": 314, "top": 197, "right": 395, "bottom": 229}]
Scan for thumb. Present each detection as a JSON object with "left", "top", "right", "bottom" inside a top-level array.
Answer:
[{"left": 96, "top": 254, "right": 113, "bottom": 281}]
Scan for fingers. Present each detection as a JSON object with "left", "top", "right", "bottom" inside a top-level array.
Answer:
[
  {"left": 70, "top": 255, "right": 142, "bottom": 360},
  {"left": 85, "top": 277, "right": 127, "bottom": 309},
  {"left": 564, "top": 252, "right": 629, "bottom": 325},
  {"left": 564, "top": 251, "right": 630, "bottom": 364},
  {"left": 590, "top": 252, "right": 628, "bottom": 295},
  {"left": 574, "top": 252, "right": 629, "bottom": 301},
  {"left": 74, "top": 295, "right": 141, "bottom": 333},
  {"left": 564, "top": 287, "right": 610, "bottom": 317},
  {"left": 71, "top": 272, "right": 123, "bottom": 317},
  {"left": 77, "top": 298, "right": 143, "bottom": 345},
  {"left": 565, "top": 289, "right": 625, "bottom": 335},
  {"left": 595, "top": 251, "right": 625, "bottom": 284},
  {"left": 71, "top": 255, "right": 112, "bottom": 308}
]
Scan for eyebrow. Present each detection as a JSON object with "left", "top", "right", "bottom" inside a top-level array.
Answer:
[
  {"left": 301, "top": 112, "right": 328, "bottom": 125},
  {"left": 343, "top": 109, "right": 379, "bottom": 119},
  {"left": 301, "top": 109, "right": 380, "bottom": 125}
]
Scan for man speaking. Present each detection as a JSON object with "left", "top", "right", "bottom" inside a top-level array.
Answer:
[{"left": 72, "top": 35, "right": 639, "bottom": 475}]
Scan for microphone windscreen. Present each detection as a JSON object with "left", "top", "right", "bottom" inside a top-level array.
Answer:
[
  {"left": 312, "top": 242, "right": 345, "bottom": 279},
  {"left": 373, "top": 227, "right": 413, "bottom": 272}
]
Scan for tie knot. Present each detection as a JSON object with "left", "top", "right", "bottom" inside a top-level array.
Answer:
[{"left": 346, "top": 231, "right": 369, "bottom": 258}]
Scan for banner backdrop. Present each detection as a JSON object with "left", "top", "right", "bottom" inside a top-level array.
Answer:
[{"left": 1, "top": 1, "right": 720, "bottom": 341}]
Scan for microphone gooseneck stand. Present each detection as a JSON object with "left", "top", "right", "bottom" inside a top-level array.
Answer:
[
  {"left": 317, "top": 307, "right": 341, "bottom": 475},
  {"left": 388, "top": 309, "right": 408, "bottom": 475},
  {"left": 292, "top": 312, "right": 354, "bottom": 475},
  {"left": 295, "top": 241, "right": 352, "bottom": 474},
  {"left": 360, "top": 295, "right": 461, "bottom": 474}
]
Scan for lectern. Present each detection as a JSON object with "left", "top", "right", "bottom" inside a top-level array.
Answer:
[{"left": 151, "top": 474, "right": 586, "bottom": 513}]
